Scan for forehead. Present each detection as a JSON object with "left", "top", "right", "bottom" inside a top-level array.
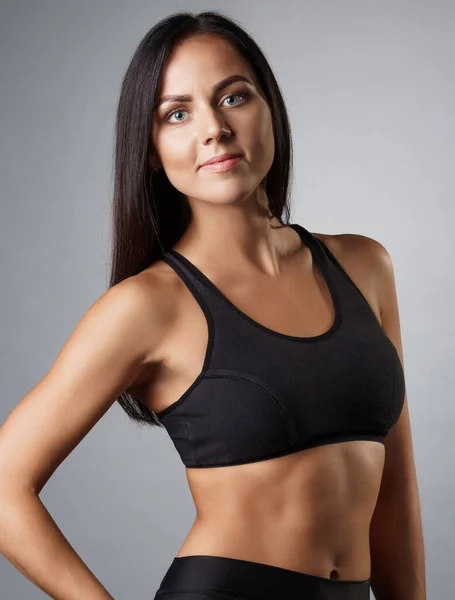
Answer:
[{"left": 158, "top": 35, "right": 253, "bottom": 92}]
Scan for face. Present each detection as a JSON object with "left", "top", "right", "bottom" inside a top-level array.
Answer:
[{"left": 151, "top": 34, "right": 275, "bottom": 211}]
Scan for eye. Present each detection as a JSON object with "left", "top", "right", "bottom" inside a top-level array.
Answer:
[{"left": 163, "top": 91, "right": 251, "bottom": 125}]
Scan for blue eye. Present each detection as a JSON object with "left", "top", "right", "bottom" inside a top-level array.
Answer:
[{"left": 163, "top": 91, "right": 250, "bottom": 125}]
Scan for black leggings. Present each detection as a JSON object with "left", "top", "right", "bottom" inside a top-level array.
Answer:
[{"left": 154, "top": 555, "right": 371, "bottom": 600}]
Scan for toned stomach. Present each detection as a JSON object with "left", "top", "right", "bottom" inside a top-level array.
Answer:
[{"left": 177, "top": 439, "right": 385, "bottom": 581}]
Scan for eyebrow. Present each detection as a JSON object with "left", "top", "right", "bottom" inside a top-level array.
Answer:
[{"left": 155, "top": 74, "right": 253, "bottom": 110}]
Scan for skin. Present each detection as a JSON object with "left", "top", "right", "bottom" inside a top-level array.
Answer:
[
  {"left": 0, "top": 32, "right": 424, "bottom": 597},
  {"left": 141, "top": 33, "right": 388, "bottom": 581}
]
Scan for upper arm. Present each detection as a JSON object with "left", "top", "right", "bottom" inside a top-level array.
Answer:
[{"left": 0, "top": 275, "right": 166, "bottom": 496}]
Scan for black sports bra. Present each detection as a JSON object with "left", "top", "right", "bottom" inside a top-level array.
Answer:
[{"left": 155, "top": 223, "right": 405, "bottom": 468}]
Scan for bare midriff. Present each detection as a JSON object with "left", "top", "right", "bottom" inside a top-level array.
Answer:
[{"left": 177, "top": 439, "right": 385, "bottom": 581}]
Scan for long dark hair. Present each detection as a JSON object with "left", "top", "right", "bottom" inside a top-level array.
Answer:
[{"left": 109, "top": 10, "right": 294, "bottom": 427}]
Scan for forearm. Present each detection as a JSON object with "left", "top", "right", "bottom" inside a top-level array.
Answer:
[
  {"left": 369, "top": 483, "right": 426, "bottom": 600},
  {"left": 0, "top": 488, "right": 114, "bottom": 600}
]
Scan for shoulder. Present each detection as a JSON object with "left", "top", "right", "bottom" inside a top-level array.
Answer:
[
  {"left": 311, "top": 230, "right": 394, "bottom": 323},
  {"left": 102, "top": 259, "right": 181, "bottom": 361},
  {"left": 312, "top": 230, "right": 390, "bottom": 268},
  {"left": 96, "top": 260, "right": 182, "bottom": 394},
  {"left": 135, "top": 256, "right": 191, "bottom": 319},
  {"left": 106, "top": 264, "right": 171, "bottom": 324}
]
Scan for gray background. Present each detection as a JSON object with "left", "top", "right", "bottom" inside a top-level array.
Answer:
[{"left": 1, "top": 1, "right": 453, "bottom": 598}]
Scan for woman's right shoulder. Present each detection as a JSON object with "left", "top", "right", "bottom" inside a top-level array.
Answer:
[
  {"left": 114, "top": 255, "right": 184, "bottom": 362},
  {"left": 110, "top": 257, "right": 182, "bottom": 354}
]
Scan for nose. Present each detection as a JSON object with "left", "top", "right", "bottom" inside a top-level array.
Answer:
[{"left": 199, "top": 108, "right": 233, "bottom": 145}]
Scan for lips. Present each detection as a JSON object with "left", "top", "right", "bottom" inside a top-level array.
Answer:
[{"left": 200, "top": 153, "right": 243, "bottom": 168}]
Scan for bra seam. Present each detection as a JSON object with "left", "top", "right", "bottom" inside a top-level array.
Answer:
[{"left": 204, "top": 369, "right": 296, "bottom": 446}]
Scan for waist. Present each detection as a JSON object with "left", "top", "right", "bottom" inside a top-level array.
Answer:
[{"left": 176, "top": 512, "right": 372, "bottom": 581}]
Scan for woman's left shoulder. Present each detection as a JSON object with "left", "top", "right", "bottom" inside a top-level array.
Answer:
[
  {"left": 311, "top": 230, "right": 394, "bottom": 327},
  {"left": 312, "top": 230, "right": 391, "bottom": 268}
]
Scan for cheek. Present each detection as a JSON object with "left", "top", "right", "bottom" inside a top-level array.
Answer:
[
  {"left": 154, "top": 130, "right": 198, "bottom": 192},
  {"left": 156, "top": 131, "right": 192, "bottom": 167},
  {"left": 154, "top": 131, "right": 198, "bottom": 195},
  {"left": 248, "top": 108, "right": 275, "bottom": 173}
]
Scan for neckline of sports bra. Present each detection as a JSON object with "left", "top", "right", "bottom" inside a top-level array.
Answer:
[{"left": 165, "top": 223, "right": 343, "bottom": 343}]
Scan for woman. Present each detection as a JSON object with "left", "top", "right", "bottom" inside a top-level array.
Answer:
[{"left": 0, "top": 10, "right": 425, "bottom": 600}]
